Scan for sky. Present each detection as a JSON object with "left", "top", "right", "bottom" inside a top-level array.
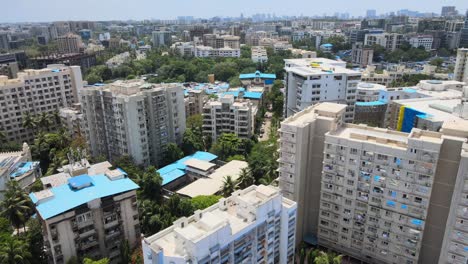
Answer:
[{"left": 2, "top": 0, "right": 468, "bottom": 23}]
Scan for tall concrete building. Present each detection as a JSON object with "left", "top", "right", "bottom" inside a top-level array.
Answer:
[
  {"left": 278, "top": 103, "right": 347, "bottom": 244},
  {"left": 0, "top": 32, "right": 9, "bottom": 52},
  {"left": 202, "top": 95, "right": 257, "bottom": 142},
  {"left": 56, "top": 34, "right": 83, "bottom": 54},
  {"left": 459, "top": 10, "right": 468, "bottom": 48},
  {"left": 142, "top": 185, "right": 297, "bottom": 264},
  {"left": 351, "top": 43, "right": 374, "bottom": 68},
  {"left": 441, "top": 6, "right": 458, "bottom": 17},
  {"left": 283, "top": 58, "right": 361, "bottom": 122},
  {"left": 30, "top": 160, "right": 140, "bottom": 264},
  {"left": 81, "top": 80, "right": 186, "bottom": 166},
  {"left": 0, "top": 64, "right": 83, "bottom": 143},
  {"left": 152, "top": 31, "right": 172, "bottom": 47},
  {"left": 0, "top": 53, "right": 19, "bottom": 78},
  {"left": 279, "top": 102, "right": 468, "bottom": 263},
  {"left": 364, "top": 33, "right": 404, "bottom": 52},
  {"left": 454, "top": 48, "right": 468, "bottom": 84}
]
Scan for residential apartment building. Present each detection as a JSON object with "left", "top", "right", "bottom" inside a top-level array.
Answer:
[
  {"left": 56, "top": 34, "right": 83, "bottom": 54},
  {"left": 454, "top": 48, "right": 468, "bottom": 84},
  {"left": 364, "top": 33, "right": 404, "bottom": 51},
  {"left": 170, "top": 42, "right": 195, "bottom": 56},
  {"left": 202, "top": 94, "right": 256, "bottom": 142},
  {"left": 278, "top": 103, "right": 347, "bottom": 244},
  {"left": 59, "top": 105, "right": 82, "bottom": 138},
  {"left": 152, "top": 31, "right": 172, "bottom": 47},
  {"left": 184, "top": 89, "right": 205, "bottom": 117},
  {"left": 409, "top": 35, "right": 434, "bottom": 51},
  {"left": 142, "top": 185, "right": 297, "bottom": 264},
  {"left": 0, "top": 32, "right": 9, "bottom": 51},
  {"left": 251, "top": 46, "right": 268, "bottom": 63},
  {"left": 0, "top": 64, "right": 83, "bottom": 143},
  {"left": 459, "top": 11, "right": 468, "bottom": 48},
  {"left": 351, "top": 43, "right": 374, "bottom": 68},
  {"left": 279, "top": 102, "right": 468, "bottom": 263},
  {"left": 194, "top": 46, "right": 240, "bottom": 58},
  {"left": 0, "top": 53, "right": 19, "bottom": 78},
  {"left": 30, "top": 160, "right": 140, "bottom": 264},
  {"left": 81, "top": 80, "right": 186, "bottom": 166},
  {"left": 0, "top": 143, "right": 41, "bottom": 200},
  {"left": 283, "top": 58, "right": 361, "bottom": 122}
]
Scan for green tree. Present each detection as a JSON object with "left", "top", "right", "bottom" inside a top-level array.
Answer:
[
  {"left": 35, "top": 112, "right": 53, "bottom": 132},
  {"left": 0, "top": 236, "right": 31, "bottom": 264},
  {"left": 86, "top": 73, "right": 101, "bottom": 84},
  {"left": 25, "top": 218, "right": 47, "bottom": 264},
  {"left": 83, "top": 258, "right": 110, "bottom": 264},
  {"left": 139, "top": 167, "right": 163, "bottom": 202},
  {"left": 190, "top": 195, "right": 221, "bottom": 210},
  {"left": 182, "top": 128, "right": 206, "bottom": 155},
  {"left": 187, "top": 114, "right": 203, "bottom": 129},
  {"left": 221, "top": 176, "right": 236, "bottom": 197},
  {"left": 212, "top": 62, "right": 239, "bottom": 82},
  {"left": 162, "top": 143, "right": 184, "bottom": 166},
  {"left": 429, "top": 58, "right": 444, "bottom": 67},
  {"left": 236, "top": 168, "right": 254, "bottom": 189},
  {"left": 210, "top": 133, "right": 241, "bottom": 161},
  {"left": 0, "top": 181, "right": 33, "bottom": 233},
  {"left": 119, "top": 240, "right": 131, "bottom": 264},
  {"left": 22, "top": 112, "right": 37, "bottom": 132}
]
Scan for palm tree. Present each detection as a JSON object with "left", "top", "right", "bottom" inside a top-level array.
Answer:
[
  {"left": 221, "top": 176, "right": 236, "bottom": 197},
  {"left": 52, "top": 110, "right": 61, "bottom": 125},
  {"left": 236, "top": 168, "right": 254, "bottom": 189},
  {"left": 21, "top": 112, "right": 37, "bottom": 132},
  {"left": 35, "top": 112, "right": 53, "bottom": 132},
  {"left": 0, "top": 181, "right": 33, "bottom": 233},
  {"left": 0, "top": 236, "right": 31, "bottom": 264}
]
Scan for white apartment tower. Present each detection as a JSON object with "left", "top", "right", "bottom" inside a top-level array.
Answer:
[
  {"left": 0, "top": 64, "right": 83, "bottom": 143},
  {"left": 284, "top": 58, "right": 361, "bottom": 122},
  {"left": 142, "top": 185, "right": 297, "bottom": 264},
  {"left": 279, "top": 102, "right": 468, "bottom": 263},
  {"left": 81, "top": 80, "right": 186, "bottom": 166},
  {"left": 278, "top": 103, "right": 347, "bottom": 244},
  {"left": 202, "top": 95, "right": 256, "bottom": 142},
  {"left": 454, "top": 48, "right": 468, "bottom": 84}
]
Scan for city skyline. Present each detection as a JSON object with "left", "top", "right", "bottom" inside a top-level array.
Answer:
[{"left": 2, "top": 0, "right": 468, "bottom": 23}]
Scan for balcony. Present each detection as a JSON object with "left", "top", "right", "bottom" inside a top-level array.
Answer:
[
  {"left": 79, "top": 229, "right": 96, "bottom": 239},
  {"left": 80, "top": 240, "right": 99, "bottom": 250},
  {"left": 105, "top": 230, "right": 121, "bottom": 241}
]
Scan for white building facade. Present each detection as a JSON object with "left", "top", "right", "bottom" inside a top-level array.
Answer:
[{"left": 142, "top": 185, "right": 297, "bottom": 264}]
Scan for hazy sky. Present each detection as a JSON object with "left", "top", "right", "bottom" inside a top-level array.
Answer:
[{"left": 2, "top": 0, "right": 468, "bottom": 23}]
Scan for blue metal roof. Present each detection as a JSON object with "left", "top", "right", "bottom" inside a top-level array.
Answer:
[
  {"left": 355, "top": 100, "right": 387, "bottom": 107},
  {"left": 157, "top": 151, "right": 217, "bottom": 185},
  {"left": 239, "top": 71, "right": 276, "bottom": 79},
  {"left": 68, "top": 175, "right": 93, "bottom": 189},
  {"left": 10, "top": 161, "right": 39, "bottom": 178},
  {"left": 244, "top": 91, "right": 263, "bottom": 100},
  {"left": 403, "top": 88, "right": 418, "bottom": 93},
  {"left": 321, "top": 43, "right": 333, "bottom": 47},
  {"left": 30, "top": 173, "right": 139, "bottom": 220}
]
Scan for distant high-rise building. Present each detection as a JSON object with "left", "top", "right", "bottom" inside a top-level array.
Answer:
[
  {"left": 143, "top": 184, "right": 297, "bottom": 264},
  {"left": 0, "top": 32, "right": 9, "bottom": 52},
  {"left": 56, "top": 34, "right": 83, "bottom": 54},
  {"left": 459, "top": 10, "right": 468, "bottom": 48},
  {"left": 151, "top": 31, "right": 172, "bottom": 47},
  {"left": 441, "top": 6, "right": 458, "bottom": 17},
  {"left": 366, "top": 9, "right": 377, "bottom": 18},
  {"left": 81, "top": 80, "right": 186, "bottom": 166},
  {"left": 454, "top": 48, "right": 468, "bottom": 84},
  {"left": 351, "top": 43, "right": 374, "bottom": 68}
]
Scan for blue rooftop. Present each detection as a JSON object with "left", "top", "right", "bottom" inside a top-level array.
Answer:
[
  {"left": 403, "top": 88, "right": 418, "bottom": 93},
  {"left": 321, "top": 43, "right": 333, "bottom": 47},
  {"left": 355, "top": 100, "right": 387, "bottom": 107},
  {"left": 30, "top": 173, "right": 139, "bottom": 220},
  {"left": 239, "top": 71, "right": 276, "bottom": 80},
  {"left": 157, "top": 151, "right": 217, "bottom": 185},
  {"left": 10, "top": 161, "right": 39, "bottom": 178},
  {"left": 68, "top": 175, "right": 93, "bottom": 189},
  {"left": 244, "top": 91, "right": 263, "bottom": 100}
]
